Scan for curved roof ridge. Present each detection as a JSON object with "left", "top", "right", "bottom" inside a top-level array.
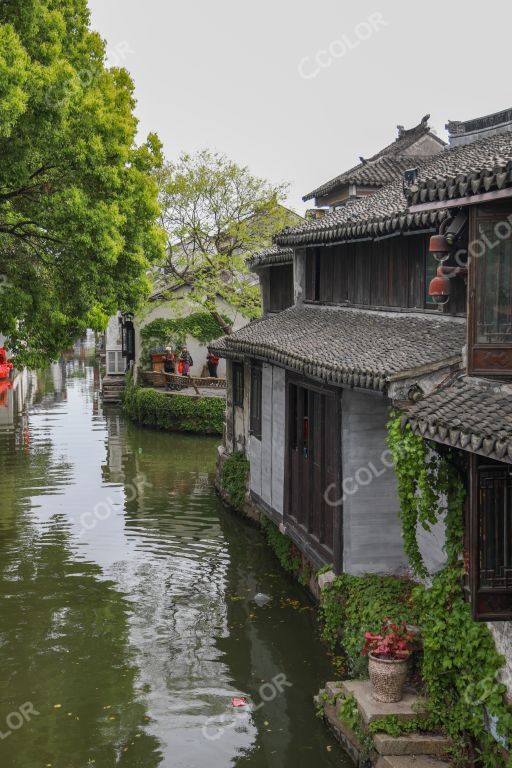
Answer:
[{"left": 303, "top": 114, "right": 443, "bottom": 201}]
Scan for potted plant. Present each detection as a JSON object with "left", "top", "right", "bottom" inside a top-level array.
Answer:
[{"left": 361, "top": 619, "right": 414, "bottom": 703}]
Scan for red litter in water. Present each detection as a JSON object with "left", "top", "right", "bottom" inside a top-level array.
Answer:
[{"left": 231, "top": 697, "right": 247, "bottom": 708}]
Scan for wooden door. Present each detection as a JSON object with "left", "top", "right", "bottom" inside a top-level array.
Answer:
[{"left": 285, "top": 379, "right": 341, "bottom": 570}]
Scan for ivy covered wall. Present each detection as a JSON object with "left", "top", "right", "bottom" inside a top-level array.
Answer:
[
  {"left": 386, "top": 413, "right": 511, "bottom": 767},
  {"left": 134, "top": 291, "right": 249, "bottom": 377}
]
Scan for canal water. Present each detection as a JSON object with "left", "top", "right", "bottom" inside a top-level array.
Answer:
[{"left": 0, "top": 358, "right": 352, "bottom": 768}]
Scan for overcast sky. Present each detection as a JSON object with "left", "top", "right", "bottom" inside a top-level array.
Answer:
[{"left": 89, "top": 0, "right": 511, "bottom": 212}]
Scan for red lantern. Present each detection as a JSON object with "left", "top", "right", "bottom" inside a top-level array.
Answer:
[{"left": 428, "top": 267, "right": 451, "bottom": 306}]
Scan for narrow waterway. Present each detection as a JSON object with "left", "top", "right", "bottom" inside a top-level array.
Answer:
[{"left": 0, "top": 358, "right": 351, "bottom": 768}]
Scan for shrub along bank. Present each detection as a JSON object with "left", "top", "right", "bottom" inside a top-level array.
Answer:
[{"left": 123, "top": 376, "right": 224, "bottom": 435}]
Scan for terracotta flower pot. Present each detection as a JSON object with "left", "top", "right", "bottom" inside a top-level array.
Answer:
[{"left": 368, "top": 653, "right": 408, "bottom": 703}]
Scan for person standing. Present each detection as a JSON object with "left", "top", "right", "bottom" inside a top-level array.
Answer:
[
  {"left": 207, "top": 352, "right": 219, "bottom": 378},
  {"left": 180, "top": 345, "right": 193, "bottom": 376},
  {"left": 163, "top": 347, "right": 176, "bottom": 374}
]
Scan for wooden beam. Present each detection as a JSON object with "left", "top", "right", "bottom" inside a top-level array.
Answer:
[{"left": 409, "top": 186, "right": 512, "bottom": 213}]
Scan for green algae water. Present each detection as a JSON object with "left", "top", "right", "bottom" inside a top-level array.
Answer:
[{"left": 0, "top": 358, "right": 352, "bottom": 768}]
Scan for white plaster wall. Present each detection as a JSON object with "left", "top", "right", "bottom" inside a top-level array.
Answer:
[
  {"left": 134, "top": 290, "right": 249, "bottom": 378},
  {"left": 248, "top": 363, "right": 285, "bottom": 517},
  {"left": 224, "top": 360, "right": 234, "bottom": 453},
  {"left": 260, "top": 365, "right": 273, "bottom": 506},
  {"left": 233, "top": 404, "right": 247, "bottom": 453},
  {"left": 233, "top": 361, "right": 251, "bottom": 454},
  {"left": 248, "top": 435, "right": 262, "bottom": 498},
  {"left": 293, "top": 249, "right": 306, "bottom": 306},
  {"left": 342, "top": 389, "right": 409, "bottom": 575},
  {"left": 271, "top": 367, "right": 286, "bottom": 515},
  {"left": 488, "top": 622, "right": 512, "bottom": 699},
  {"left": 416, "top": 513, "right": 447, "bottom": 576}
]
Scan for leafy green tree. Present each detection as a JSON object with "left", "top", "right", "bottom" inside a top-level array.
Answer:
[
  {"left": 0, "top": 0, "right": 164, "bottom": 367},
  {"left": 157, "top": 149, "right": 301, "bottom": 333}
]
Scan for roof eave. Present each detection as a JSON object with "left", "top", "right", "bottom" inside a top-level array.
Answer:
[
  {"left": 275, "top": 208, "right": 449, "bottom": 248},
  {"left": 407, "top": 415, "right": 512, "bottom": 464},
  {"left": 209, "top": 341, "right": 462, "bottom": 396}
]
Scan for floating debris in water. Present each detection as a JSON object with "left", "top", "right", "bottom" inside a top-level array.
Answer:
[{"left": 253, "top": 593, "right": 271, "bottom": 607}]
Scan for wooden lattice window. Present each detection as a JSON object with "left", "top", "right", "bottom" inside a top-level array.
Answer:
[
  {"left": 232, "top": 363, "right": 244, "bottom": 407},
  {"left": 471, "top": 456, "right": 512, "bottom": 620},
  {"left": 468, "top": 203, "right": 512, "bottom": 374},
  {"left": 250, "top": 365, "right": 262, "bottom": 439}
]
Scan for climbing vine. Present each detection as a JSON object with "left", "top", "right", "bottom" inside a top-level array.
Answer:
[
  {"left": 260, "top": 515, "right": 301, "bottom": 574},
  {"left": 221, "top": 452, "right": 249, "bottom": 513},
  {"left": 387, "top": 412, "right": 465, "bottom": 577},
  {"left": 387, "top": 412, "right": 512, "bottom": 766},
  {"left": 319, "top": 573, "right": 418, "bottom": 677},
  {"left": 337, "top": 693, "right": 376, "bottom": 765},
  {"left": 415, "top": 566, "right": 511, "bottom": 766}
]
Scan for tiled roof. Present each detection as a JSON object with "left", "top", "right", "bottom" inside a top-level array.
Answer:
[
  {"left": 247, "top": 245, "right": 294, "bottom": 271},
  {"left": 303, "top": 115, "right": 443, "bottom": 202},
  {"left": 209, "top": 305, "right": 465, "bottom": 392},
  {"left": 408, "top": 134, "right": 512, "bottom": 206},
  {"left": 277, "top": 132, "right": 512, "bottom": 247},
  {"left": 304, "top": 155, "right": 427, "bottom": 200},
  {"left": 447, "top": 107, "right": 512, "bottom": 145},
  {"left": 277, "top": 178, "right": 447, "bottom": 246},
  {"left": 406, "top": 376, "right": 512, "bottom": 463}
]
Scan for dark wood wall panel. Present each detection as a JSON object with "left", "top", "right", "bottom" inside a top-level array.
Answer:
[
  {"left": 407, "top": 237, "right": 426, "bottom": 309},
  {"left": 305, "top": 250, "right": 316, "bottom": 301},
  {"left": 388, "top": 246, "right": 405, "bottom": 307},
  {"left": 370, "top": 243, "right": 388, "bottom": 306},
  {"left": 304, "top": 234, "right": 436, "bottom": 311},
  {"left": 268, "top": 264, "right": 294, "bottom": 312},
  {"left": 319, "top": 250, "right": 334, "bottom": 303},
  {"left": 332, "top": 246, "right": 345, "bottom": 303}
]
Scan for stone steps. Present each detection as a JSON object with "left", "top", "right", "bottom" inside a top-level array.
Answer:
[
  {"left": 322, "top": 681, "right": 452, "bottom": 766},
  {"left": 339, "top": 680, "right": 429, "bottom": 725},
  {"left": 101, "top": 375, "right": 126, "bottom": 404},
  {"left": 376, "top": 757, "right": 451, "bottom": 768},
  {"left": 373, "top": 732, "right": 451, "bottom": 757}
]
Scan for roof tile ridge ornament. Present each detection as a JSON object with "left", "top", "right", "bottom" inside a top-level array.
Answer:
[
  {"left": 396, "top": 113, "right": 430, "bottom": 140},
  {"left": 302, "top": 113, "right": 439, "bottom": 201}
]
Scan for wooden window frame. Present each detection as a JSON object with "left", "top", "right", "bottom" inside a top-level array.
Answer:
[
  {"left": 470, "top": 455, "right": 512, "bottom": 621},
  {"left": 250, "top": 364, "right": 262, "bottom": 440},
  {"left": 232, "top": 362, "right": 244, "bottom": 407},
  {"left": 468, "top": 203, "right": 512, "bottom": 375}
]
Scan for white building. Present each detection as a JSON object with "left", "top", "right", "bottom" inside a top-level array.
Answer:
[{"left": 133, "top": 285, "right": 250, "bottom": 379}]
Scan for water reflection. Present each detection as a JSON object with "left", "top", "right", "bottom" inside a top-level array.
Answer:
[
  {"left": 0, "top": 368, "right": 35, "bottom": 428},
  {"left": 0, "top": 365, "right": 162, "bottom": 768},
  {"left": 0, "top": 361, "right": 351, "bottom": 767}
]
